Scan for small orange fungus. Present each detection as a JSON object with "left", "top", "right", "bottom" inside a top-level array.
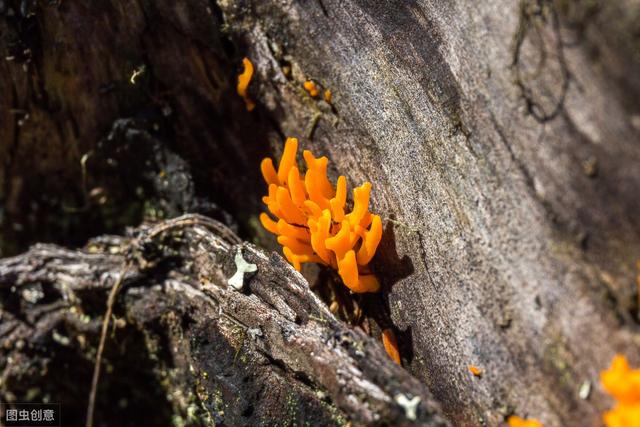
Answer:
[
  {"left": 303, "top": 80, "right": 320, "bottom": 97},
  {"left": 468, "top": 365, "right": 483, "bottom": 377},
  {"left": 507, "top": 416, "right": 543, "bottom": 427},
  {"left": 601, "top": 354, "right": 640, "bottom": 427},
  {"left": 382, "top": 329, "right": 401, "bottom": 365},
  {"left": 237, "top": 57, "right": 255, "bottom": 111},
  {"left": 324, "top": 89, "right": 332, "bottom": 103},
  {"left": 260, "top": 137, "right": 382, "bottom": 293}
]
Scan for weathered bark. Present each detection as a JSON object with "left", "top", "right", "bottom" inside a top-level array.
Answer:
[
  {"left": 219, "top": 1, "right": 640, "bottom": 425},
  {"left": 0, "top": 215, "right": 448, "bottom": 426},
  {"left": 1, "top": 0, "right": 639, "bottom": 426}
]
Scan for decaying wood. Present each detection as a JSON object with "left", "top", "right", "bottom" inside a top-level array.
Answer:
[
  {"left": 0, "top": 215, "right": 449, "bottom": 426},
  {"left": 218, "top": 2, "right": 640, "bottom": 425},
  {"left": 1, "top": 0, "right": 639, "bottom": 425}
]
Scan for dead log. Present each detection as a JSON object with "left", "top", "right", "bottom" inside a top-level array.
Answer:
[{"left": 0, "top": 215, "right": 449, "bottom": 426}]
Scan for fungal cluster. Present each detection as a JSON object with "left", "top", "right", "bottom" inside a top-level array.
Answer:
[{"left": 259, "top": 137, "right": 382, "bottom": 293}]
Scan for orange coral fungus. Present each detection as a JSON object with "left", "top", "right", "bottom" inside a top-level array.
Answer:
[
  {"left": 324, "top": 89, "right": 332, "bottom": 103},
  {"left": 259, "top": 137, "right": 382, "bottom": 293},
  {"left": 468, "top": 365, "right": 483, "bottom": 377},
  {"left": 303, "top": 80, "right": 320, "bottom": 97},
  {"left": 601, "top": 354, "right": 640, "bottom": 427},
  {"left": 237, "top": 57, "right": 255, "bottom": 111},
  {"left": 382, "top": 329, "right": 401, "bottom": 365},
  {"left": 507, "top": 416, "right": 543, "bottom": 427}
]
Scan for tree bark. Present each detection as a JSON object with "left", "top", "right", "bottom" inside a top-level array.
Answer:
[
  {"left": 1, "top": 0, "right": 639, "bottom": 426},
  {"left": 0, "top": 215, "right": 448, "bottom": 426}
]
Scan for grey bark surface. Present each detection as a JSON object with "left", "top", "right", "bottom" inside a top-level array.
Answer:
[
  {"left": 219, "top": 1, "right": 640, "bottom": 425},
  {"left": 1, "top": 0, "right": 639, "bottom": 426}
]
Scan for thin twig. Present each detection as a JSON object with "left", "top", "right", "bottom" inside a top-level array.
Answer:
[
  {"left": 85, "top": 263, "right": 132, "bottom": 427},
  {"left": 137, "top": 214, "right": 241, "bottom": 246}
]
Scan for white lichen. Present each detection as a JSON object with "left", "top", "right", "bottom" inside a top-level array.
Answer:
[
  {"left": 579, "top": 380, "right": 591, "bottom": 400},
  {"left": 21, "top": 284, "right": 44, "bottom": 304},
  {"left": 395, "top": 393, "right": 421, "bottom": 421},
  {"left": 228, "top": 247, "right": 257, "bottom": 290}
]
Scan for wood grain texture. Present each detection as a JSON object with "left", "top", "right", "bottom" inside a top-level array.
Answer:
[{"left": 218, "top": 0, "right": 640, "bottom": 425}]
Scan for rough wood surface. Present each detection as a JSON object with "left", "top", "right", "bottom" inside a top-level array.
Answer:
[
  {"left": 1, "top": 0, "right": 639, "bottom": 426},
  {"left": 219, "top": 1, "right": 640, "bottom": 425},
  {"left": 0, "top": 215, "right": 449, "bottom": 426}
]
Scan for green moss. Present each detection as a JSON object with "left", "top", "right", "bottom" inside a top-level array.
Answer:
[
  {"left": 143, "top": 199, "right": 167, "bottom": 221},
  {"left": 320, "top": 397, "right": 348, "bottom": 427},
  {"left": 279, "top": 392, "right": 299, "bottom": 427},
  {"left": 543, "top": 332, "right": 574, "bottom": 389}
]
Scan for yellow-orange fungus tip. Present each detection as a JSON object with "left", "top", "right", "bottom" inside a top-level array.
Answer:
[
  {"left": 357, "top": 214, "right": 382, "bottom": 265},
  {"left": 338, "top": 250, "right": 359, "bottom": 290},
  {"left": 468, "top": 365, "right": 483, "bottom": 377},
  {"left": 260, "top": 158, "right": 278, "bottom": 186},
  {"left": 278, "top": 138, "right": 299, "bottom": 183},
  {"left": 357, "top": 274, "right": 380, "bottom": 293},
  {"left": 304, "top": 80, "right": 320, "bottom": 97},
  {"left": 259, "top": 137, "right": 382, "bottom": 293},
  {"left": 507, "top": 416, "right": 543, "bottom": 427},
  {"left": 601, "top": 354, "right": 640, "bottom": 427},
  {"left": 259, "top": 213, "right": 278, "bottom": 234},
  {"left": 382, "top": 329, "right": 401, "bottom": 365},
  {"left": 237, "top": 57, "right": 255, "bottom": 111},
  {"left": 324, "top": 89, "right": 332, "bottom": 103}
]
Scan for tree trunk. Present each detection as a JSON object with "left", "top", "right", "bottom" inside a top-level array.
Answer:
[{"left": 1, "top": 0, "right": 639, "bottom": 426}]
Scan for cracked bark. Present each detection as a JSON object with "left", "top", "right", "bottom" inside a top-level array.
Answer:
[
  {"left": 0, "top": 215, "right": 448, "bottom": 426},
  {"left": 1, "top": 0, "right": 639, "bottom": 426}
]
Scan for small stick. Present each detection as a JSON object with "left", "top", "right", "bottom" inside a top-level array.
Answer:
[{"left": 85, "top": 263, "right": 132, "bottom": 427}]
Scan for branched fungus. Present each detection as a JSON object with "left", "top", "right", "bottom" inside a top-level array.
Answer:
[
  {"left": 601, "top": 354, "right": 640, "bottom": 427},
  {"left": 259, "top": 137, "right": 382, "bottom": 293}
]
